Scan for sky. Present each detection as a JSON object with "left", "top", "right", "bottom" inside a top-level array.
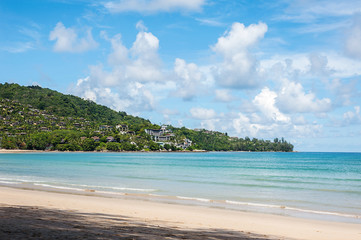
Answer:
[{"left": 1, "top": 0, "right": 361, "bottom": 152}]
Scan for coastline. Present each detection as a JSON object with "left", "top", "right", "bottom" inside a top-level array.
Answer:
[
  {"left": 1, "top": 186, "right": 360, "bottom": 240},
  {"left": 0, "top": 149, "right": 46, "bottom": 153},
  {"left": 0, "top": 148, "right": 294, "bottom": 154}
]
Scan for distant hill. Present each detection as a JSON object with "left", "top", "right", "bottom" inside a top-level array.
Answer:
[
  {"left": 0, "top": 83, "right": 157, "bottom": 132},
  {"left": 0, "top": 83, "right": 294, "bottom": 152}
]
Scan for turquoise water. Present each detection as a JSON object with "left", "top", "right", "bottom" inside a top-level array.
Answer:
[{"left": 0, "top": 152, "right": 360, "bottom": 223}]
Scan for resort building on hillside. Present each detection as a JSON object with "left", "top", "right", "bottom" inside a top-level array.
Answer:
[
  {"left": 99, "top": 125, "right": 112, "bottom": 131},
  {"left": 145, "top": 125, "right": 175, "bottom": 141},
  {"left": 179, "top": 139, "right": 192, "bottom": 149},
  {"left": 116, "top": 124, "right": 128, "bottom": 134}
]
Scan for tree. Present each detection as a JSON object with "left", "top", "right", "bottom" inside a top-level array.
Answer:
[
  {"left": 148, "top": 141, "right": 160, "bottom": 151},
  {"left": 164, "top": 144, "right": 171, "bottom": 151},
  {"left": 106, "top": 142, "right": 120, "bottom": 151},
  {"left": 27, "top": 133, "right": 50, "bottom": 150},
  {"left": 82, "top": 138, "right": 97, "bottom": 151}
]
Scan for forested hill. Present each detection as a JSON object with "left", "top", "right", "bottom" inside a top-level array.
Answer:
[
  {"left": 0, "top": 83, "right": 156, "bottom": 130},
  {"left": 0, "top": 83, "right": 294, "bottom": 152}
]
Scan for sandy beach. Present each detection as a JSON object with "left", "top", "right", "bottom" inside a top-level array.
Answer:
[
  {"left": 0, "top": 186, "right": 360, "bottom": 240},
  {"left": 0, "top": 149, "right": 43, "bottom": 153}
]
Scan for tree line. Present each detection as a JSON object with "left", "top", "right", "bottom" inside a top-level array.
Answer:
[{"left": 0, "top": 83, "right": 294, "bottom": 152}]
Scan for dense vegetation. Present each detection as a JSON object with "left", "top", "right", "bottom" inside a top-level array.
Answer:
[
  {"left": 173, "top": 127, "right": 293, "bottom": 152},
  {"left": 0, "top": 83, "right": 294, "bottom": 152}
]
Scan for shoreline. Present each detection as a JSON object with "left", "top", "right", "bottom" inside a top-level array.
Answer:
[
  {"left": 0, "top": 149, "right": 296, "bottom": 154},
  {"left": 0, "top": 186, "right": 360, "bottom": 240},
  {"left": 1, "top": 181, "right": 360, "bottom": 225}
]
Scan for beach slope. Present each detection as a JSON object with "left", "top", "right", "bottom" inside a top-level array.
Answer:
[{"left": 0, "top": 186, "right": 360, "bottom": 240}]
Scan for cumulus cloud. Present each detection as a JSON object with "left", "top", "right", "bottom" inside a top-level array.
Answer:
[
  {"left": 127, "top": 31, "right": 163, "bottom": 82},
  {"left": 200, "top": 119, "right": 221, "bottom": 131},
  {"left": 190, "top": 107, "right": 216, "bottom": 120},
  {"left": 230, "top": 112, "right": 322, "bottom": 139},
  {"left": 276, "top": 79, "right": 332, "bottom": 113},
  {"left": 104, "top": 0, "right": 205, "bottom": 13},
  {"left": 108, "top": 34, "right": 129, "bottom": 66},
  {"left": 308, "top": 53, "right": 332, "bottom": 76},
  {"left": 253, "top": 87, "right": 290, "bottom": 123},
  {"left": 343, "top": 106, "right": 361, "bottom": 124},
  {"left": 232, "top": 113, "right": 262, "bottom": 137},
  {"left": 74, "top": 76, "right": 157, "bottom": 112},
  {"left": 72, "top": 27, "right": 166, "bottom": 113},
  {"left": 345, "top": 14, "right": 361, "bottom": 59},
  {"left": 173, "top": 58, "right": 205, "bottom": 100},
  {"left": 212, "top": 22, "right": 267, "bottom": 88},
  {"left": 104, "top": 29, "right": 163, "bottom": 84},
  {"left": 74, "top": 77, "right": 131, "bottom": 111},
  {"left": 49, "top": 22, "right": 98, "bottom": 53}
]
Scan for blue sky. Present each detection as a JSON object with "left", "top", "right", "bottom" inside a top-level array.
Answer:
[{"left": 1, "top": 0, "right": 361, "bottom": 152}]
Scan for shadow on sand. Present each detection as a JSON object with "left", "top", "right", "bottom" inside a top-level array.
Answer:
[{"left": 0, "top": 205, "right": 281, "bottom": 240}]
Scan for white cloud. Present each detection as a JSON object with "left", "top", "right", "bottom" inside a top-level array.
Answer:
[
  {"left": 136, "top": 20, "right": 148, "bottom": 31},
  {"left": 104, "top": 0, "right": 205, "bottom": 13},
  {"left": 276, "top": 0, "right": 361, "bottom": 23},
  {"left": 200, "top": 119, "right": 221, "bottom": 131},
  {"left": 345, "top": 14, "right": 361, "bottom": 59},
  {"left": 105, "top": 30, "right": 163, "bottom": 84},
  {"left": 326, "top": 78, "right": 359, "bottom": 106},
  {"left": 308, "top": 53, "right": 332, "bottom": 76},
  {"left": 2, "top": 25, "right": 41, "bottom": 53},
  {"left": 74, "top": 77, "right": 131, "bottom": 111},
  {"left": 261, "top": 51, "right": 361, "bottom": 79},
  {"left": 230, "top": 112, "right": 323, "bottom": 139},
  {"left": 173, "top": 58, "right": 205, "bottom": 100},
  {"left": 195, "top": 18, "right": 224, "bottom": 27},
  {"left": 297, "top": 20, "right": 350, "bottom": 34},
  {"left": 343, "top": 106, "right": 361, "bottom": 124},
  {"left": 253, "top": 87, "right": 290, "bottom": 123},
  {"left": 108, "top": 34, "right": 129, "bottom": 66},
  {"left": 161, "top": 108, "right": 180, "bottom": 121},
  {"left": 214, "top": 89, "right": 234, "bottom": 102},
  {"left": 49, "top": 22, "right": 98, "bottom": 53},
  {"left": 277, "top": 79, "right": 332, "bottom": 113},
  {"left": 212, "top": 22, "right": 268, "bottom": 88},
  {"left": 232, "top": 113, "right": 263, "bottom": 137},
  {"left": 126, "top": 31, "right": 163, "bottom": 82},
  {"left": 72, "top": 27, "right": 166, "bottom": 113},
  {"left": 190, "top": 107, "right": 216, "bottom": 120}
]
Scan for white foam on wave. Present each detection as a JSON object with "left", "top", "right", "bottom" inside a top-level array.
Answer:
[
  {"left": 0, "top": 177, "right": 45, "bottom": 184},
  {"left": 96, "top": 190, "right": 126, "bottom": 196},
  {"left": 67, "top": 183, "right": 157, "bottom": 193},
  {"left": 0, "top": 180, "right": 21, "bottom": 185},
  {"left": 106, "top": 186, "right": 157, "bottom": 192},
  {"left": 33, "top": 183, "right": 84, "bottom": 192},
  {"left": 226, "top": 200, "right": 280, "bottom": 208},
  {"left": 225, "top": 200, "right": 360, "bottom": 219},
  {"left": 176, "top": 196, "right": 211, "bottom": 202}
]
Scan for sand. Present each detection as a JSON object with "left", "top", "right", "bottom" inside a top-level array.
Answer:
[
  {"left": 0, "top": 149, "right": 42, "bottom": 153},
  {"left": 0, "top": 186, "right": 360, "bottom": 239}
]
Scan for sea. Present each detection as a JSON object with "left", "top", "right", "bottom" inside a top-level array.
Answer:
[{"left": 0, "top": 152, "right": 360, "bottom": 223}]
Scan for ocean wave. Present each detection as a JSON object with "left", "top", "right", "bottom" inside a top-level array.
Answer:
[
  {"left": 225, "top": 200, "right": 360, "bottom": 219},
  {"left": 0, "top": 180, "right": 21, "bottom": 185},
  {"left": 67, "top": 183, "right": 158, "bottom": 193},
  {"left": 176, "top": 196, "right": 211, "bottom": 202},
  {"left": 33, "top": 183, "right": 84, "bottom": 192}
]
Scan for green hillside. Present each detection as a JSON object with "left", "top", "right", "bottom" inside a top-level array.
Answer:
[
  {"left": 0, "top": 83, "right": 156, "bottom": 129},
  {"left": 0, "top": 83, "right": 294, "bottom": 152}
]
